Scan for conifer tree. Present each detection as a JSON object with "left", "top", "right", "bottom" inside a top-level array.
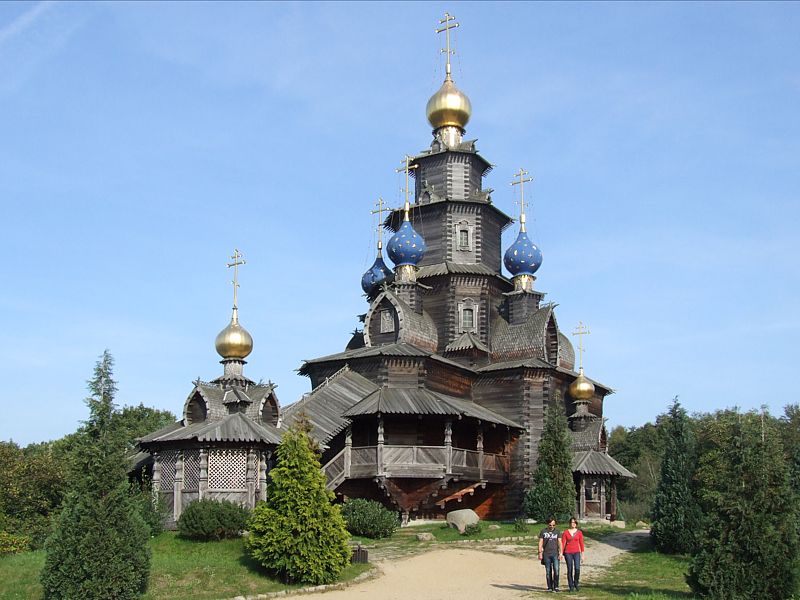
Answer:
[
  {"left": 687, "top": 409, "right": 799, "bottom": 600},
  {"left": 41, "top": 351, "right": 151, "bottom": 600},
  {"left": 246, "top": 424, "right": 351, "bottom": 585},
  {"left": 524, "top": 399, "right": 575, "bottom": 521},
  {"left": 650, "top": 398, "right": 700, "bottom": 554}
]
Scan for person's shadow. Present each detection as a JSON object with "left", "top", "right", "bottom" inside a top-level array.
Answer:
[{"left": 491, "top": 583, "right": 539, "bottom": 592}]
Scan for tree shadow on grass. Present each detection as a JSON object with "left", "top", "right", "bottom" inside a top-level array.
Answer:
[{"left": 587, "top": 583, "right": 694, "bottom": 598}]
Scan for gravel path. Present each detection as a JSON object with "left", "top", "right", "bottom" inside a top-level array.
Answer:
[{"left": 281, "top": 530, "right": 650, "bottom": 599}]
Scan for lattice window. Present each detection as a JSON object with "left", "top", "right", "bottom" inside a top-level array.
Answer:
[
  {"left": 183, "top": 450, "right": 200, "bottom": 491},
  {"left": 208, "top": 449, "right": 248, "bottom": 491},
  {"left": 159, "top": 450, "right": 179, "bottom": 492}
]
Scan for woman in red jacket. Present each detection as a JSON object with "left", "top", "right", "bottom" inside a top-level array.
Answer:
[{"left": 562, "top": 517, "right": 585, "bottom": 592}]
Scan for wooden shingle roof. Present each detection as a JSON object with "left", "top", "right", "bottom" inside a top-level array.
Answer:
[
  {"left": 139, "top": 412, "right": 282, "bottom": 446},
  {"left": 573, "top": 449, "right": 635, "bottom": 478}
]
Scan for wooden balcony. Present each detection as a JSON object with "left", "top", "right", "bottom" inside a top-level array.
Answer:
[{"left": 323, "top": 444, "right": 509, "bottom": 490}]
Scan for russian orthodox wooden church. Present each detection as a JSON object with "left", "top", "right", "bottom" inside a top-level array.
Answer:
[{"left": 136, "top": 14, "right": 632, "bottom": 526}]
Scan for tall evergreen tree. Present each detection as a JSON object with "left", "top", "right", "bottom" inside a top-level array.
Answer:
[
  {"left": 246, "top": 424, "right": 351, "bottom": 585},
  {"left": 41, "top": 351, "right": 151, "bottom": 600},
  {"left": 524, "top": 398, "right": 575, "bottom": 521},
  {"left": 650, "top": 398, "right": 701, "bottom": 554},
  {"left": 687, "top": 409, "right": 799, "bottom": 600}
]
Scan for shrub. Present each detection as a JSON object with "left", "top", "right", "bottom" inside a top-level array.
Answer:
[
  {"left": 177, "top": 499, "right": 249, "bottom": 541},
  {"left": 0, "top": 531, "right": 30, "bottom": 556},
  {"left": 341, "top": 499, "right": 398, "bottom": 539},
  {"left": 130, "top": 482, "right": 169, "bottom": 537},
  {"left": 513, "top": 518, "right": 529, "bottom": 533},
  {"left": 462, "top": 522, "right": 483, "bottom": 536},
  {"left": 246, "top": 425, "right": 350, "bottom": 585}
]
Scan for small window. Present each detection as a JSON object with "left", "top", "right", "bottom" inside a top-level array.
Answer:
[
  {"left": 458, "top": 229, "right": 469, "bottom": 249},
  {"left": 462, "top": 308, "right": 474, "bottom": 330},
  {"left": 380, "top": 309, "right": 395, "bottom": 333}
]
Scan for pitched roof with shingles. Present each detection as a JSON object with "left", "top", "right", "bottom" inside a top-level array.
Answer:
[
  {"left": 490, "top": 304, "right": 554, "bottom": 360},
  {"left": 476, "top": 357, "right": 552, "bottom": 372},
  {"left": 416, "top": 261, "right": 511, "bottom": 282},
  {"left": 281, "top": 367, "right": 378, "bottom": 444},
  {"left": 569, "top": 420, "right": 604, "bottom": 451},
  {"left": 445, "top": 331, "right": 489, "bottom": 353},
  {"left": 573, "top": 450, "right": 636, "bottom": 478},
  {"left": 343, "top": 386, "right": 523, "bottom": 429},
  {"left": 139, "top": 412, "right": 282, "bottom": 445},
  {"left": 381, "top": 290, "right": 438, "bottom": 350}
]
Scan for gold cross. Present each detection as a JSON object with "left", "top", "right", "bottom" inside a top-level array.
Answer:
[
  {"left": 436, "top": 12, "right": 459, "bottom": 79},
  {"left": 396, "top": 155, "right": 418, "bottom": 221},
  {"left": 370, "top": 197, "right": 386, "bottom": 249},
  {"left": 572, "top": 321, "right": 591, "bottom": 370},
  {"left": 226, "top": 249, "right": 246, "bottom": 310},
  {"left": 510, "top": 168, "right": 533, "bottom": 232}
]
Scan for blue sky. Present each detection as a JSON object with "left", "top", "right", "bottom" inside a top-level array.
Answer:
[{"left": 1, "top": 2, "right": 798, "bottom": 445}]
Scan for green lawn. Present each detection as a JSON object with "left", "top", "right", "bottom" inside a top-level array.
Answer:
[{"left": 0, "top": 533, "right": 372, "bottom": 600}]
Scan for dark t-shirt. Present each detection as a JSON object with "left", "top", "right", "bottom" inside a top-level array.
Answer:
[{"left": 539, "top": 527, "right": 561, "bottom": 557}]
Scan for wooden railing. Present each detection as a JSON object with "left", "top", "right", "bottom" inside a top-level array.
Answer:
[{"left": 322, "top": 445, "right": 508, "bottom": 488}]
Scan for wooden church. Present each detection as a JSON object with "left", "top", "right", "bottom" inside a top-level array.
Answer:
[{"left": 136, "top": 13, "right": 632, "bottom": 526}]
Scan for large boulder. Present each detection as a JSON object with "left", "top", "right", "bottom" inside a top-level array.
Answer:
[
  {"left": 416, "top": 532, "right": 434, "bottom": 541},
  {"left": 446, "top": 509, "right": 479, "bottom": 534}
]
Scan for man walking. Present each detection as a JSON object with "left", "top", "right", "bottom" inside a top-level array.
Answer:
[{"left": 538, "top": 517, "right": 563, "bottom": 592}]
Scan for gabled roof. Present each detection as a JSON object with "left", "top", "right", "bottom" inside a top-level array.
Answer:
[
  {"left": 139, "top": 412, "right": 282, "bottom": 445},
  {"left": 573, "top": 449, "right": 635, "bottom": 478},
  {"left": 569, "top": 420, "right": 604, "bottom": 452},
  {"left": 445, "top": 331, "right": 489, "bottom": 354},
  {"left": 490, "top": 304, "right": 554, "bottom": 360},
  {"left": 282, "top": 367, "right": 378, "bottom": 444},
  {"left": 343, "top": 386, "right": 522, "bottom": 429}
]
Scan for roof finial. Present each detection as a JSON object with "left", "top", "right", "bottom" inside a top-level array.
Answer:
[
  {"left": 510, "top": 168, "right": 533, "bottom": 233},
  {"left": 371, "top": 197, "right": 387, "bottom": 253},
  {"left": 227, "top": 249, "right": 246, "bottom": 321},
  {"left": 396, "top": 155, "right": 418, "bottom": 222},
  {"left": 572, "top": 321, "right": 591, "bottom": 371},
  {"left": 436, "top": 12, "right": 459, "bottom": 80}
]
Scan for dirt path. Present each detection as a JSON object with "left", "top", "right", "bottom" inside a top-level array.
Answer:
[{"left": 281, "top": 530, "right": 649, "bottom": 599}]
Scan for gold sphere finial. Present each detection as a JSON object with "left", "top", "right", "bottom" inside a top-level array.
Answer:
[
  {"left": 569, "top": 367, "right": 596, "bottom": 400},
  {"left": 215, "top": 309, "right": 253, "bottom": 359}
]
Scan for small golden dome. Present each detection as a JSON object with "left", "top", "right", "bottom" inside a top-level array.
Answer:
[
  {"left": 569, "top": 367, "right": 595, "bottom": 400},
  {"left": 215, "top": 311, "right": 253, "bottom": 359},
  {"left": 426, "top": 77, "right": 472, "bottom": 130}
]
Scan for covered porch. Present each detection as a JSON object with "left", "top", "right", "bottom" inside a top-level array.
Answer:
[{"left": 572, "top": 449, "right": 635, "bottom": 521}]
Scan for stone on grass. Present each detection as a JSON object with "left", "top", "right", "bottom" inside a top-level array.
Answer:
[
  {"left": 636, "top": 520, "right": 649, "bottom": 528},
  {"left": 609, "top": 520, "right": 626, "bottom": 529},
  {"left": 488, "top": 524, "right": 501, "bottom": 530},
  {"left": 446, "top": 509, "right": 479, "bottom": 534},
  {"left": 416, "top": 532, "right": 434, "bottom": 541}
]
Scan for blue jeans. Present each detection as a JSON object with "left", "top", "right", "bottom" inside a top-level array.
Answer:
[
  {"left": 543, "top": 554, "right": 560, "bottom": 590},
  {"left": 565, "top": 552, "right": 581, "bottom": 590}
]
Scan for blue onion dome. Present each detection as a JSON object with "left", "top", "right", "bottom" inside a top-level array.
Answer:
[
  {"left": 503, "top": 230, "right": 543, "bottom": 276},
  {"left": 361, "top": 254, "right": 394, "bottom": 294},
  {"left": 387, "top": 220, "right": 427, "bottom": 267}
]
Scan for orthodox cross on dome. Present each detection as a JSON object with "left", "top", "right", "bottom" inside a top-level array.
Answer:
[
  {"left": 371, "top": 197, "right": 386, "bottom": 250},
  {"left": 510, "top": 168, "right": 533, "bottom": 233},
  {"left": 436, "top": 12, "right": 459, "bottom": 79},
  {"left": 396, "top": 155, "right": 418, "bottom": 221},
  {"left": 227, "top": 249, "right": 246, "bottom": 313},
  {"left": 572, "top": 321, "right": 591, "bottom": 370}
]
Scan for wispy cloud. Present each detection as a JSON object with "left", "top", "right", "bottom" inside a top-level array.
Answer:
[{"left": 0, "top": 1, "right": 54, "bottom": 46}]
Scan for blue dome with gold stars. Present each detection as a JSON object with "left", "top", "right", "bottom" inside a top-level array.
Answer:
[
  {"left": 361, "top": 255, "right": 394, "bottom": 294},
  {"left": 387, "top": 221, "right": 426, "bottom": 267},
  {"left": 503, "top": 230, "right": 542, "bottom": 276}
]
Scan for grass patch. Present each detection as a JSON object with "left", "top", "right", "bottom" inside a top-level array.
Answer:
[{"left": 0, "top": 533, "right": 372, "bottom": 600}]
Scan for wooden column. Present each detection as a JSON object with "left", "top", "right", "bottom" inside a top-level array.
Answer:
[
  {"left": 579, "top": 475, "right": 586, "bottom": 519},
  {"left": 258, "top": 451, "right": 268, "bottom": 502},
  {"left": 444, "top": 419, "right": 453, "bottom": 474},
  {"left": 477, "top": 425, "right": 484, "bottom": 481},
  {"left": 199, "top": 448, "right": 208, "bottom": 499},
  {"left": 610, "top": 477, "right": 618, "bottom": 521},
  {"left": 174, "top": 451, "right": 184, "bottom": 520},
  {"left": 246, "top": 449, "right": 256, "bottom": 508},
  {"left": 377, "top": 416, "right": 384, "bottom": 476},
  {"left": 600, "top": 478, "right": 607, "bottom": 518},
  {"left": 152, "top": 452, "right": 161, "bottom": 504},
  {"left": 344, "top": 426, "right": 352, "bottom": 479}
]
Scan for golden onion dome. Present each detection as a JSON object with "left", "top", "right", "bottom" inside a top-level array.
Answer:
[
  {"left": 569, "top": 367, "right": 595, "bottom": 400},
  {"left": 426, "top": 77, "right": 472, "bottom": 130},
  {"left": 215, "top": 311, "right": 253, "bottom": 359}
]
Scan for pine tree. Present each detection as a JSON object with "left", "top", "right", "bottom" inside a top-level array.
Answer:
[
  {"left": 524, "top": 399, "right": 575, "bottom": 521},
  {"left": 687, "top": 409, "right": 799, "bottom": 600},
  {"left": 246, "top": 424, "right": 351, "bottom": 585},
  {"left": 650, "top": 398, "right": 701, "bottom": 554},
  {"left": 41, "top": 351, "right": 151, "bottom": 600}
]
